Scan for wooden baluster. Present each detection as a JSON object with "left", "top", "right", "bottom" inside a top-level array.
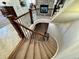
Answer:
[
  {"left": 29, "top": 9, "right": 33, "bottom": 24},
  {"left": 34, "top": 5, "right": 36, "bottom": 10},
  {"left": 7, "top": 15, "right": 25, "bottom": 39}
]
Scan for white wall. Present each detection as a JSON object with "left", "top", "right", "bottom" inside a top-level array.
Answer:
[
  {"left": 53, "top": 20, "right": 79, "bottom": 59},
  {"left": 53, "top": 0, "right": 79, "bottom": 22}
]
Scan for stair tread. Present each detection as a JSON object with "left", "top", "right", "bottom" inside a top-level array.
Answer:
[
  {"left": 34, "top": 23, "right": 48, "bottom": 33},
  {"left": 45, "top": 41, "right": 55, "bottom": 55},
  {"left": 15, "top": 39, "right": 30, "bottom": 59},
  {"left": 43, "top": 42, "right": 53, "bottom": 58},
  {"left": 34, "top": 41, "right": 41, "bottom": 59},
  {"left": 47, "top": 41, "right": 57, "bottom": 52},
  {"left": 8, "top": 39, "right": 26, "bottom": 59},
  {"left": 48, "top": 38, "right": 57, "bottom": 48},
  {"left": 31, "top": 23, "right": 49, "bottom": 41},
  {"left": 39, "top": 42, "right": 49, "bottom": 59},
  {"left": 25, "top": 40, "right": 34, "bottom": 59}
]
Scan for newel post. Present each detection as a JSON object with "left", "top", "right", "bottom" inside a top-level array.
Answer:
[
  {"left": 29, "top": 9, "right": 33, "bottom": 24},
  {"left": 7, "top": 15, "right": 25, "bottom": 39}
]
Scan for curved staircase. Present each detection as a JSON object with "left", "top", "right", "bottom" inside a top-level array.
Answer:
[
  {"left": 8, "top": 36, "right": 57, "bottom": 59},
  {"left": 7, "top": 17, "right": 58, "bottom": 59}
]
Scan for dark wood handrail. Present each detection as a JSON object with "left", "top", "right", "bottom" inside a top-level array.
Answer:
[
  {"left": 14, "top": 5, "right": 36, "bottom": 20},
  {"left": 12, "top": 8, "right": 53, "bottom": 20},
  {"left": 14, "top": 12, "right": 29, "bottom": 20},
  {"left": 7, "top": 15, "right": 26, "bottom": 39},
  {"left": 11, "top": 9, "right": 35, "bottom": 20},
  {"left": 15, "top": 6, "right": 36, "bottom": 24},
  {"left": 14, "top": 20, "right": 48, "bottom": 38}
]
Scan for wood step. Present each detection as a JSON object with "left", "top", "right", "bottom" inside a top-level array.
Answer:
[
  {"left": 45, "top": 42, "right": 55, "bottom": 55},
  {"left": 8, "top": 39, "right": 26, "bottom": 59},
  {"left": 42, "top": 42, "right": 53, "bottom": 58},
  {"left": 25, "top": 40, "right": 35, "bottom": 59},
  {"left": 47, "top": 41, "right": 57, "bottom": 52},
  {"left": 31, "top": 23, "right": 49, "bottom": 41},
  {"left": 34, "top": 23, "right": 49, "bottom": 33},
  {"left": 34, "top": 41, "right": 41, "bottom": 59},
  {"left": 15, "top": 39, "right": 30, "bottom": 59},
  {"left": 39, "top": 42, "right": 49, "bottom": 59},
  {"left": 48, "top": 38, "right": 57, "bottom": 48}
]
